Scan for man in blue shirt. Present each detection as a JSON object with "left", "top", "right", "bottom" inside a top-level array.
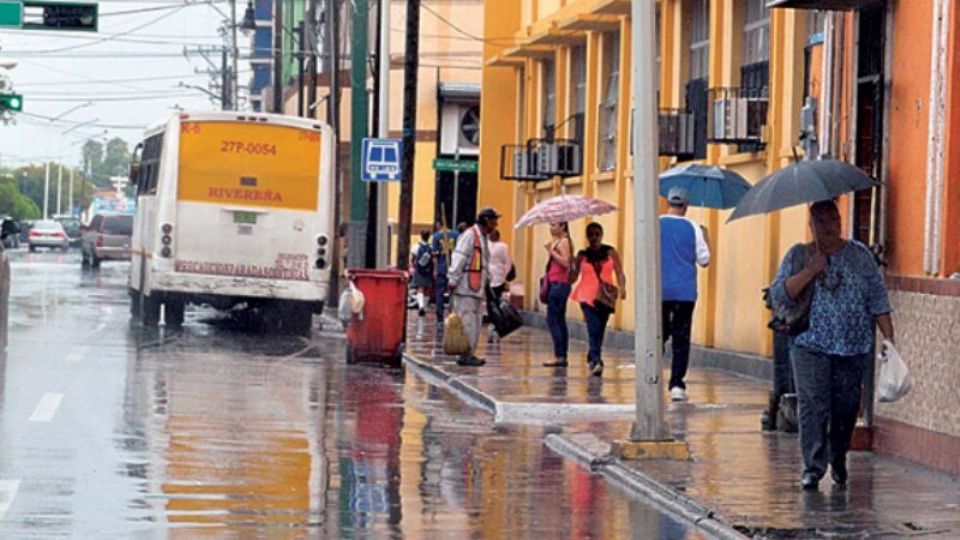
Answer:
[{"left": 660, "top": 187, "right": 711, "bottom": 402}]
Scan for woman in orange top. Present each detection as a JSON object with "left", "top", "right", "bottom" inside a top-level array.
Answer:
[{"left": 570, "top": 222, "right": 627, "bottom": 376}]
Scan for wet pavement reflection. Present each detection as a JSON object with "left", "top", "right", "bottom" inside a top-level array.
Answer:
[{"left": 0, "top": 250, "right": 704, "bottom": 538}]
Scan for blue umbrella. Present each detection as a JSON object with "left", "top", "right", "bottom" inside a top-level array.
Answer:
[{"left": 658, "top": 164, "right": 751, "bottom": 209}]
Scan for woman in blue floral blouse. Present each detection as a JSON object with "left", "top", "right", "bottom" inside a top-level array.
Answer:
[{"left": 770, "top": 200, "right": 895, "bottom": 491}]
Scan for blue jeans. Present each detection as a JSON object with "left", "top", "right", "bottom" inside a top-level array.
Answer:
[
  {"left": 545, "top": 282, "right": 571, "bottom": 359},
  {"left": 580, "top": 302, "right": 611, "bottom": 364},
  {"left": 435, "top": 266, "right": 448, "bottom": 319}
]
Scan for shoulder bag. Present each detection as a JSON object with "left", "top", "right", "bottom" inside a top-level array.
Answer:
[
  {"left": 767, "top": 244, "right": 813, "bottom": 336},
  {"left": 591, "top": 256, "right": 619, "bottom": 311}
]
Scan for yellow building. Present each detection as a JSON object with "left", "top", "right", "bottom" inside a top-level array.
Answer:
[{"left": 480, "top": 0, "right": 826, "bottom": 355}]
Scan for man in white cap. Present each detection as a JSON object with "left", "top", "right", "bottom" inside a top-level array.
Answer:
[
  {"left": 660, "top": 187, "right": 710, "bottom": 401},
  {"left": 448, "top": 206, "right": 500, "bottom": 366}
]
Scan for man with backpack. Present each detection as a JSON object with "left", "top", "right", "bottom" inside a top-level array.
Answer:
[{"left": 411, "top": 230, "right": 434, "bottom": 317}]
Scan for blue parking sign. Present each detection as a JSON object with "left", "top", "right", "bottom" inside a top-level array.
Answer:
[{"left": 361, "top": 138, "right": 402, "bottom": 182}]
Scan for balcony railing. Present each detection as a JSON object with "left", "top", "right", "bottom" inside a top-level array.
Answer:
[
  {"left": 658, "top": 109, "right": 696, "bottom": 160},
  {"left": 766, "top": 0, "right": 879, "bottom": 10},
  {"left": 706, "top": 87, "right": 769, "bottom": 147}
]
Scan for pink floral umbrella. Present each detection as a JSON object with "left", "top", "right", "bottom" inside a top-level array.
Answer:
[{"left": 514, "top": 195, "right": 618, "bottom": 229}]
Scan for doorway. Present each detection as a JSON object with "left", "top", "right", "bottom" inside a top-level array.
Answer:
[
  {"left": 434, "top": 170, "right": 478, "bottom": 229},
  {"left": 852, "top": 3, "right": 885, "bottom": 246}
]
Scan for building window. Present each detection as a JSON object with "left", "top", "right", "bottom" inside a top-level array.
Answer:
[
  {"left": 742, "top": 0, "right": 770, "bottom": 90},
  {"left": 598, "top": 32, "right": 620, "bottom": 172},
  {"left": 569, "top": 45, "right": 586, "bottom": 141},
  {"left": 542, "top": 59, "right": 556, "bottom": 138},
  {"left": 686, "top": 0, "right": 709, "bottom": 160}
]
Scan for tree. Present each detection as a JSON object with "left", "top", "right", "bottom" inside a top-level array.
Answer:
[
  {"left": 0, "top": 177, "right": 40, "bottom": 220},
  {"left": 82, "top": 139, "right": 103, "bottom": 181},
  {"left": 83, "top": 137, "right": 131, "bottom": 187},
  {"left": 103, "top": 137, "right": 130, "bottom": 178}
]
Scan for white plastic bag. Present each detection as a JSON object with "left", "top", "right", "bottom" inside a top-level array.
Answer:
[
  {"left": 337, "top": 281, "right": 366, "bottom": 323},
  {"left": 877, "top": 339, "right": 913, "bottom": 403}
]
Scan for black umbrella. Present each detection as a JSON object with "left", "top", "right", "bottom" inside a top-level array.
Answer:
[{"left": 727, "top": 159, "right": 880, "bottom": 222}]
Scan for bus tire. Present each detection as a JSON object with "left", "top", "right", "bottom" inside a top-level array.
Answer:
[
  {"left": 142, "top": 294, "right": 161, "bottom": 327},
  {"left": 165, "top": 299, "right": 185, "bottom": 328},
  {"left": 129, "top": 288, "right": 141, "bottom": 316}
]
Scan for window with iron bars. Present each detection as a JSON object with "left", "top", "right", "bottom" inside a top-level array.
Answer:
[
  {"left": 598, "top": 32, "right": 620, "bottom": 172},
  {"left": 542, "top": 59, "right": 557, "bottom": 139},
  {"left": 569, "top": 45, "right": 586, "bottom": 142}
]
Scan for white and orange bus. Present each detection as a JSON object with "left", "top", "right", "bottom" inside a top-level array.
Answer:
[{"left": 128, "top": 111, "right": 335, "bottom": 333}]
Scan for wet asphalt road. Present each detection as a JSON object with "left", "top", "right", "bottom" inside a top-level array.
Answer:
[{"left": 0, "top": 249, "right": 705, "bottom": 539}]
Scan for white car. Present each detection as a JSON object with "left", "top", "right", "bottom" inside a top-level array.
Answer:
[{"left": 27, "top": 220, "right": 69, "bottom": 252}]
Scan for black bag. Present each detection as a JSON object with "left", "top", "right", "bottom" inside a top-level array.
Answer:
[
  {"left": 505, "top": 263, "right": 517, "bottom": 282},
  {"left": 486, "top": 286, "right": 523, "bottom": 338},
  {"left": 766, "top": 245, "right": 813, "bottom": 336}
]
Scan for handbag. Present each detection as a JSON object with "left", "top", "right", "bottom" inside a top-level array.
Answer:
[
  {"left": 442, "top": 311, "right": 472, "bottom": 356},
  {"left": 877, "top": 339, "right": 913, "bottom": 402},
  {"left": 505, "top": 263, "right": 517, "bottom": 283},
  {"left": 486, "top": 286, "right": 523, "bottom": 338},
  {"left": 591, "top": 259, "right": 619, "bottom": 311},
  {"left": 766, "top": 244, "right": 813, "bottom": 336}
]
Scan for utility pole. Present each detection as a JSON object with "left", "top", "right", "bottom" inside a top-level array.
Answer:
[
  {"left": 230, "top": 0, "right": 240, "bottom": 110},
  {"left": 365, "top": 0, "right": 388, "bottom": 268},
  {"left": 297, "top": 21, "right": 306, "bottom": 117},
  {"left": 306, "top": 0, "right": 318, "bottom": 117},
  {"left": 621, "top": 0, "right": 685, "bottom": 459},
  {"left": 221, "top": 48, "right": 230, "bottom": 110},
  {"left": 396, "top": 0, "right": 420, "bottom": 269},
  {"left": 348, "top": 0, "right": 370, "bottom": 268},
  {"left": 327, "top": 0, "right": 344, "bottom": 297},
  {"left": 272, "top": 0, "right": 284, "bottom": 113}
]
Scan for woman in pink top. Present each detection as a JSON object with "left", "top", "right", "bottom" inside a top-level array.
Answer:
[
  {"left": 542, "top": 222, "right": 573, "bottom": 367},
  {"left": 570, "top": 222, "right": 626, "bottom": 376}
]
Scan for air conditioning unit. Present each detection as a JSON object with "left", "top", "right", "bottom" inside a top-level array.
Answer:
[
  {"left": 556, "top": 143, "right": 582, "bottom": 177},
  {"left": 513, "top": 149, "right": 534, "bottom": 178},
  {"left": 440, "top": 103, "right": 480, "bottom": 156},
  {"left": 536, "top": 143, "right": 559, "bottom": 175},
  {"left": 712, "top": 98, "right": 737, "bottom": 141},
  {"left": 678, "top": 112, "right": 695, "bottom": 155}
]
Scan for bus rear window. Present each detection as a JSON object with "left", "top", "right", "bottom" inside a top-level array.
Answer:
[{"left": 177, "top": 121, "right": 322, "bottom": 211}]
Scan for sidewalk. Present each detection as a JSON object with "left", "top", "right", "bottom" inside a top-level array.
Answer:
[{"left": 401, "top": 311, "right": 960, "bottom": 539}]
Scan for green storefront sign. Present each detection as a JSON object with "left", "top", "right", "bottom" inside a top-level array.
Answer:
[{"left": 432, "top": 158, "right": 478, "bottom": 174}]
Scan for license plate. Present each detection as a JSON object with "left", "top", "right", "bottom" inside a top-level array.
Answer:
[{"left": 233, "top": 211, "right": 257, "bottom": 225}]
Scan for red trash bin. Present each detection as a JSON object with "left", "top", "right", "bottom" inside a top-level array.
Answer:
[{"left": 345, "top": 269, "right": 409, "bottom": 366}]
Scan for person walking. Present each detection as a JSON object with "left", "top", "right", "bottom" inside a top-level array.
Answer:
[
  {"left": 770, "top": 200, "right": 894, "bottom": 491},
  {"left": 570, "top": 223, "right": 626, "bottom": 376},
  {"left": 448, "top": 207, "right": 500, "bottom": 367},
  {"left": 660, "top": 187, "right": 711, "bottom": 402},
  {"left": 411, "top": 230, "right": 434, "bottom": 317},
  {"left": 486, "top": 228, "right": 513, "bottom": 343},
  {"left": 541, "top": 222, "right": 573, "bottom": 367},
  {"left": 432, "top": 222, "right": 458, "bottom": 321}
]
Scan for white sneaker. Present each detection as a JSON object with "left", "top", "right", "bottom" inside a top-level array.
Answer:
[{"left": 670, "top": 387, "right": 688, "bottom": 402}]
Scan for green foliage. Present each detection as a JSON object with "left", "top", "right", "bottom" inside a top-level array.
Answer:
[
  {"left": 82, "top": 136, "right": 130, "bottom": 187},
  {"left": 9, "top": 163, "right": 95, "bottom": 217},
  {"left": 0, "top": 177, "right": 40, "bottom": 220}
]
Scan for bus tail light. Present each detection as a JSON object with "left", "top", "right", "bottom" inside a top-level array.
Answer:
[
  {"left": 316, "top": 234, "right": 328, "bottom": 246},
  {"left": 160, "top": 223, "right": 173, "bottom": 258}
]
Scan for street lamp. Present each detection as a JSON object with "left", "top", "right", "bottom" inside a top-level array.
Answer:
[
  {"left": 240, "top": 1, "right": 256, "bottom": 37},
  {"left": 0, "top": 59, "right": 16, "bottom": 70}
]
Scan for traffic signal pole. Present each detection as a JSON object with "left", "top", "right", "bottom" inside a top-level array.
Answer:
[{"left": 396, "top": 0, "right": 420, "bottom": 269}]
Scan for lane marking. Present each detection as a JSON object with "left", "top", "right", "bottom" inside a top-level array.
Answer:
[
  {"left": 0, "top": 479, "right": 21, "bottom": 522},
  {"left": 28, "top": 393, "right": 64, "bottom": 423},
  {"left": 64, "top": 345, "right": 90, "bottom": 363}
]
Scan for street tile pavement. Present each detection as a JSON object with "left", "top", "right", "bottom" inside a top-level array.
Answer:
[{"left": 402, "top": 310, "right": 960, "bottom": 539}]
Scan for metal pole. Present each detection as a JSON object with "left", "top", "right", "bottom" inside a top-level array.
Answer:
[
  {"left": 298, "top": 21, "right": 306, "bottom": 117},
  {"left": 272, "top": 0, "right": 284, "bottom": 113},
  {"left": 306, "top": 0, "right": 318, "bottom": 117},
  {"left": 57, "top": 163, "right": 63, "bottom": 216},
  {"left": 396, "top": 0, "right": 420, "bottom": 268},
  {"left": 221, "top": 48, "right": 230, "bottom": 110},
  {"left": 348, "top": 0, "right": 370, "bottom": 268},
  {"left": 376, "top": 0, "right": 390, "bottom": 268},
  {"left": 327, "top": 0, "right": 344, "bottom": 301},
  {"left": 43, "top": 161, "right": 50, "bottom": 220},
  {"left": 629, "top": 0, "right": 668, "bottom": 441},
  {"left": 452, "top": 147, "right": 460, "bottom": 228},
  {"left": 68, "top": 167, "right": 74, "bottom": 216},
  {"left": 231, "top": 0, "right": 240, "bottom": 110}
]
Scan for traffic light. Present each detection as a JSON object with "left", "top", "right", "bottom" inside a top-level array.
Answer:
[
  {"left": 22, "top": 2, "right": 97, "bottom": 32},
  {"left": 0, "top": 93, "right": 22, "bottom": 112}
]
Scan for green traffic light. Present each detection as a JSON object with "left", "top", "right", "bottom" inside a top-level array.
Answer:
[{"left": 0, "top": 93, "right": 23, "bottom": 112}]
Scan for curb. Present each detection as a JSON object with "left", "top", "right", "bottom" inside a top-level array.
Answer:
[
  {"left": 402, "top": 349, "right": 748, "bottom": 540},
  {"left": 545, "top": 433, "right": 748, "bottom": 540}
]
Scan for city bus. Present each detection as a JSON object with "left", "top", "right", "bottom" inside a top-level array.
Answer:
[{"left": 128, "top": 111, "right": 335, "bottom": 333}]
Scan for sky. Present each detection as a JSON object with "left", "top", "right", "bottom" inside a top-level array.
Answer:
[{"left": 0, "top": 0, "right": 243, "bottom": 170}]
